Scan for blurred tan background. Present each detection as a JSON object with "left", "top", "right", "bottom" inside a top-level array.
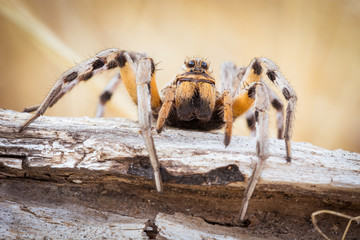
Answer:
[{"left": 0, "top": 0, "right": 359, "bottom": 153}]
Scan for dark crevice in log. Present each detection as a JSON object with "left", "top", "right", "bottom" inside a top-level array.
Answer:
[
  {"left": 128, "top": 158, "right": 245, "bottom": 185},
  {"left": 144, "top": 219, "right": 159, "bottom": 239}
]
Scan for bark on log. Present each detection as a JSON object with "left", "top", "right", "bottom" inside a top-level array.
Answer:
[{"left": 0, "top": 109, "right": 359, "bottom": 239}]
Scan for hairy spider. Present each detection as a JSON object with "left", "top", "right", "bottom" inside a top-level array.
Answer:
[{"left": 19, "top": 49, "right": 297, "bottom": 223}]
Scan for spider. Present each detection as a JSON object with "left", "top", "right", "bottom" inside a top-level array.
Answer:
[{"left": 19, "top": 49, "right": 297, "bottom": 223}]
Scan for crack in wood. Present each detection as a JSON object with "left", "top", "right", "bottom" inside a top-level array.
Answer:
[{"left": 128, "top": 158, "right": 244, "bottom": 185}]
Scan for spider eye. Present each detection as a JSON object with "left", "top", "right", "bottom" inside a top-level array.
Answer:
[
  {"left": 201, "top": 61, "right": 208, "bottom": 69},
  {"left": 187, "top": 60, "right": 195, "bottom": 68}
]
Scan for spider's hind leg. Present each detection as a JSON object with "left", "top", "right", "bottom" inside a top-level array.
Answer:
[
  {"left": 115, "top": 51, "right": 162, "bottom": 112},
  {"left": 221, "top": 57, "right": 297, "bottom": 161},
  {"left": 116, "top": 52, "right": 164, "bottom": 192},
  {"left": 245, "top": 83, "right": 284, "bottom": 139},
  {"left": 136, "top": 58, "right": 163, "bottom": 192},
  {"left": 18, "top": 49, "right": 164, "bottom": 193},
  {"left": 259, "top": 57, "right": 297, "bottom": 162},
  {"left": 95, "top": 72, "right": 121, "bottom": 117}
]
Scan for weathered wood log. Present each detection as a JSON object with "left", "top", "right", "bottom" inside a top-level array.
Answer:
[
  {"left": 1, "top": 109, "right": 359, "bottom": 193},
  {"left": 155, "top": 212, "right": 261, "bottom": 239},
  {"left": 0, "top": 197, "right": 260, "bottom": 240},
  {"left": 0, "top": 199, "right": 149, "bottom": 239},
  {"left": 0, "top": 109, "right": 359, "bottom": 238}
]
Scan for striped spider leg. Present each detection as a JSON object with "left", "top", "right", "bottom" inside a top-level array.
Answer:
[
  {"left": 221, "top": 61, "right": 285, "bottom": 140},
  {"left": 220, "top": 58, "right": 297, "bottom": 224},
  {"left": 19, "top": 49, "right": 164, "bottom": 192}
]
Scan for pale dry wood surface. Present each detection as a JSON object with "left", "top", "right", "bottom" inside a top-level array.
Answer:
[
  {"left": 0, "top": 199, "right": 149, "bottom": 239},
  {"left": 154, "top": 212, "right": 267, "bottom": 240},
  {"left": 0, "top": 198, "right": 265, "bottom": 240},
  {"left": 0, "top": 109, "right": 359, "bottom": 239},
  {"left": 0, "top": 109, "right": 359, "bottom": 193}
]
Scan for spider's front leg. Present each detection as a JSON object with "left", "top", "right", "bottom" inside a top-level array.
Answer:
[
  {"left": 221, "top": 58, "right": 297, "bottom": 162},
  {"left": 223, "top": 57, "right": 297, "bottom": 224},
  {"left": 19, "top": 49, "right": 120, "bottom": 132},
  {"left": 18, "top": 49, "right": 164, "bottom": 192},
  {"left": 244, "top": 83, "right": 285, "bottom": 139},
  {"left": 136, "top": 58, "right": 163, "bottom": 192},
  {"left": 238, "top": 82, "right": 270, "bottom": 223}
]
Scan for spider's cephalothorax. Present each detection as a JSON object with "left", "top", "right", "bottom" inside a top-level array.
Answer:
[
  {"left": 19, "top": 49, "right": 297, "bottom": 223},
  {"left": 175, "top": 58, "right": 216, "bottom": 121},
  {"left": 163, "top": 58, "right": 224, "bottom": 132}
]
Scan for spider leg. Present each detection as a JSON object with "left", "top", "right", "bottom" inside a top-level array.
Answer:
[
  {"left": 22, "top": 105, "right": 41, "bottom": 113},
  {"left": 112, "top": 52, "right": 163, "bottom": 191},
  {"left": 223, "top": 57, "right": 295, "bottom": 223},
  {"left": 115, "top": 52, "right": 163, "bottom": 191},
  {"left": 238, "top": 82, "right": 270, "bottom": 223},
  {"left": 222, "top": 90, "right": 233, "bottom": 146},
  {"left": 222, "top": 57, "right": 296, "bottom": 161},
  {"left": 95, "top": 72, "right": 121, "bottom": 117},
  {"left": 19, "top": 49, "right": 162, "bottom": 132},
  {"left": 19, "top": 80, "right": 63, "bottom": 132},
  {"left": 266, "top": 83, "right": 284, "bottom": 139},
  {"left": 136, "top": 58, "right": 163, "bottom": 192},
  {"left": 156, "top": 85, "right": 176, "bottom": 133},
  {"left": 219, "top": 61, "right": 258, "bottom": 146},
  {"left": 19, "top": 49, "right": 164, "bottom": 191},
  {"left": 259, "top": 57, "right": 297, "bottom": 162},
  {"left": 18, "top": 49, "right": 122, "bottom": 132},
  {"left": 244, "top": 108, "right": 256, "bottom": 137},
  {"left": 22, "top": 77, "right": 90, "bottom": 114},
  {"left": 221, "top": 59, "right": 261, "bottom": 120},
  {"left": 115, "top": 51, "right": 162, "bottom": 112},
  {"left": 245, "top": 83, "right": 284, "bottom": 139},
  {"left": 220, "top": 61, "right": 246, "bottom": 98}
]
